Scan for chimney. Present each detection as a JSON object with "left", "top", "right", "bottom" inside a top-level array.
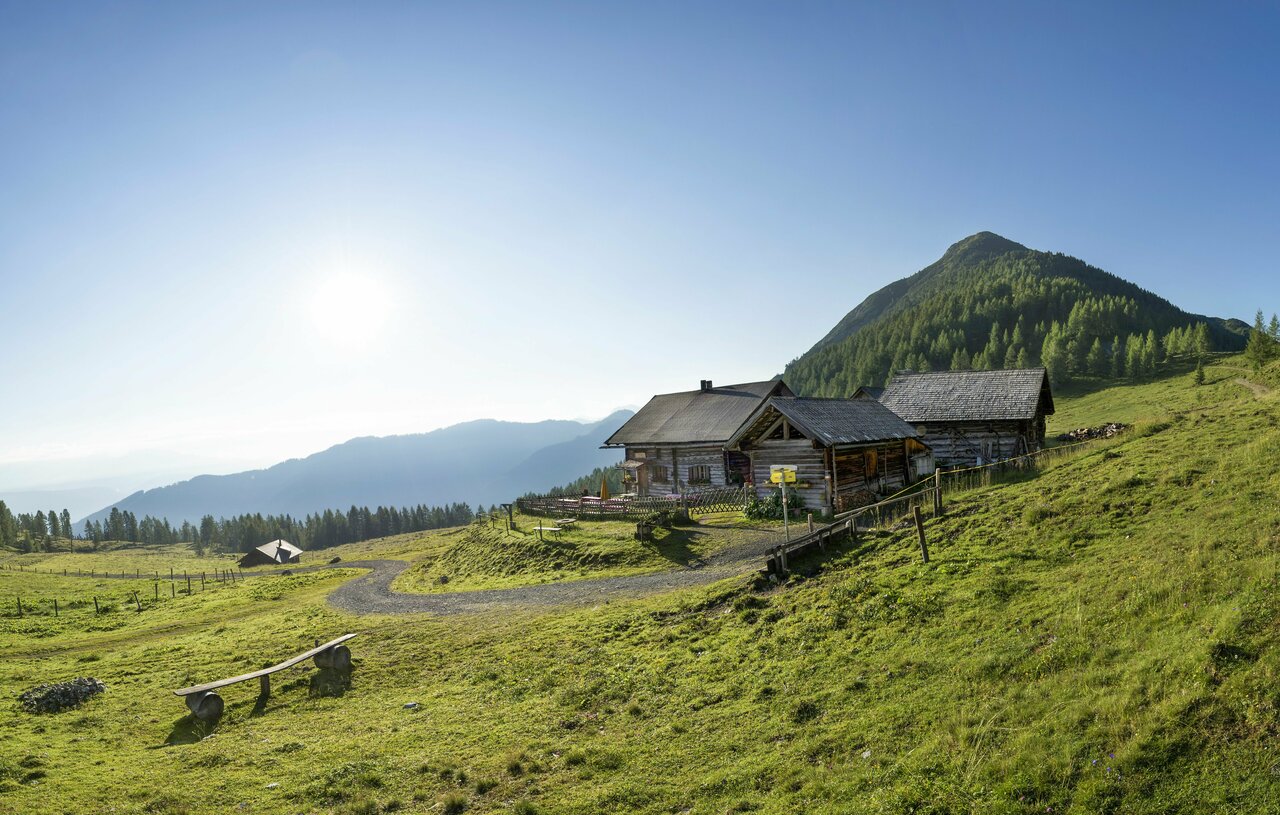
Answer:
[{"left": 700, "top": 380, "right": 713, "bottom": 392}]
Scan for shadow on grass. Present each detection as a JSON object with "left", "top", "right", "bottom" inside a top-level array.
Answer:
[
  {"left": 643, "top": 527, "right": 710, "bottom": 567},
  {"left": 163, "top": 715, "right": 216, "bottom": 746},
  {"left": 309, "top": 668, "right": 353, "bottom": 698}
]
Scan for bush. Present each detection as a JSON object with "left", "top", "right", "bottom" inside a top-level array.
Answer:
[
  {"left": 441, "top": 793, "right": 468, "bottom": 815},
  {"left": 744, "top": 489, "right": 805, "bottom": 520}
]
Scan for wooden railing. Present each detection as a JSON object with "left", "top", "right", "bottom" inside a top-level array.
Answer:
[
  {"left": 516, "top": 485, "right": 751, "bottom": 522},
  {"left": 937, "top": 440, "right": 1094, "bottom": 496},
  {"left": 764, "top": 486, "right": 942, "bottom": 575}
]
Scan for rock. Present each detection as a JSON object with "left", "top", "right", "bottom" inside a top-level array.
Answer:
[
  {"left": 19, "top": 678, "right": 106, "bottom": 714},
  {"left": 1057, "top": 423, "right": 1128, "bottom": 442},
  {"left": 265, "top": 782, "right": 279, "bottom": 789},
  {"left": 281, "top": 570, "right": 293, "bottom": 576},
  {"left": 328, "top": 556, "right": 342, "bottom": 564},
  {"left": 403, "top": 702, "right": 418, "bottom": 709}
]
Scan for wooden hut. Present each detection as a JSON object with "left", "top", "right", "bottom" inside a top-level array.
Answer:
[
  {"left": 602, "top": 379, "right": 792, "bottom": 496},
  {"left": 875, "top": 368, "right": 1055, "bottom": 468},
  {"left": 238, "top": 539, "right": 303, "bottom": 568},
  {"left": 726, "top": 397, "right": 931, "bottom": 514}
]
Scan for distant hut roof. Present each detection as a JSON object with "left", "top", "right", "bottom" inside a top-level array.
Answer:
[
  {"left": 603, "top": 380, "right": 791, "bottom": 446},
  {"left": 878, "top": 368, "right": 1054, "bottom": 423},
  {"left": 252, "top": 539, "right": 303, "bottom": 563},
  {"left": 851, "top": 386, "right": 884, "bottom": 400},
  {"left": 728, "top": 397, "right": 921, "bottom": 449}
]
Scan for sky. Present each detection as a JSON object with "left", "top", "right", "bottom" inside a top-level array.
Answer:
[{"left": 1, "top": 0, "right": 1277, "bottom": 490}]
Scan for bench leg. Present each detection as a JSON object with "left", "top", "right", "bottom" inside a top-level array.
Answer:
[
  {"left": 184, "top": 691, "right": 224, "bottom": 722},
  {"left": 259, "top": 673, "right": 270, "bottom": 701},
  {"left": 314, "top": 644, "right": 352, "bottom": 672}
]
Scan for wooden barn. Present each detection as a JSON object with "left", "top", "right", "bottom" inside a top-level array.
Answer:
[
  {"left": 238, "top": 539, "right": 303, "bottom": 568},
  {"left": 875, "top": 368, "right": 1055, "bottom": 468},
  {"left": 726, "top": 397, "right": 931, "bottom": 514},
  {"left": 602, "top": 379, "right": 792, "bottom": 496}
]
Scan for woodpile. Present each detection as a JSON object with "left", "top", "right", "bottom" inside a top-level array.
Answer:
[{"left": 1057, "top": 423, "right": 1128, "bottom": 442}]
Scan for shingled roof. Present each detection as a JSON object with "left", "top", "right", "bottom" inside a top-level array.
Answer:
[
  {"left": 603, "top": 380, "right": 790, "bottom": 446},
  {"left": 877, "top": 368, "right": 1054, "bottom": 422},
  {"left": 729, "top": 397, "right": 920, "bottom": 448}
]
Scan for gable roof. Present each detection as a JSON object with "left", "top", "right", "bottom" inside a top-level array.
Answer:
[
  {"left": 728, "top": 396, "right": 921, "bottom": 449},
  {"left": 253, "top": 539, "right": 303, "bottom": 562},
  {"left": 877, "top": 368, "right": 1054, "bottom": 423},
  {"left": 603, "top": 380, "right": 789, "bottom": 446}
]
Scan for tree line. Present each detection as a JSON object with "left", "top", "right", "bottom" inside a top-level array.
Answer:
[
  {"left": 784, "top": 251, "right": 1243, "bottom": 395},
  {"left": 0, "top": 499, "right": 483, "bottom": 555},
  {"left": 1245, "top": 310, "right": 1280, "bottom": 370}
]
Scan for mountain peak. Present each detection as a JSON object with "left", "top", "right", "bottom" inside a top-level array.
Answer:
[{"left": 940, "top": 231, "right": 1028, "bottom": 266}]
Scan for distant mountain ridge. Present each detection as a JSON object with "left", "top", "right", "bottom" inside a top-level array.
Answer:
[
  {"left": 80, "top": 411, "right": 633, "bottom": 526},
  {"left": 785, "top": 232, "right": 1248, "bottom": 396}
]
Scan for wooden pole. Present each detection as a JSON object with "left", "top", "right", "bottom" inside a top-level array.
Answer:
[
  {"left": 913, "top": 505, "right": 929, "bottom": 564},
  {"left": 186, "top": 575, "right": 192, "bottom": 595},
  {"left": 15, "top": 596, "right": 21, "bottom": 618},
  {"left": 154, "top": 582, "right": 159, "bottom": 600},
  {"left": 807, "top": 513, "right": 814, "bottom": 534},
  {"left": 132, "top": 590, "right": 142, "bottom": 612},
  {"left": 933, "top": 467, "right": 943, "bottom": 515},
  {"left": 170, "top": 583, "right": 175, "bottom": 598},
  {"left": 53, "top": 598, "right": 58, "bottom": 617},
  {"left": 93, "top": 596, "right": 100, "bottom": 613},
  {"left": 200, "top": 572, "right": 205, "bottom": 590}
]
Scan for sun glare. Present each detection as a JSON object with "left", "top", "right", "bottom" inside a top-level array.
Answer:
[{"left": 309, "top": 273, "right": 392, "bottom": 347}]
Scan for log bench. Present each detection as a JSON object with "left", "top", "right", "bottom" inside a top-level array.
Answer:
[{"left": 173, "top": 633, "right": 357, "bottom": 721}]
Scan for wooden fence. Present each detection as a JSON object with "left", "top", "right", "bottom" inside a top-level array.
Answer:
[
  {"left": 764, "top": 486, "right": 942, "bottom": 575},
  {"left": 937, "top": 440, "right": 1094, "bottom": 496},
  {"left": 516, "top": 485, "right": 751, "bottom": 521}
]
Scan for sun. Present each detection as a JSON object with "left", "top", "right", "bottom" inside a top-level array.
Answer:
[{"left": 309, "top": 273, "right": 392, "bottom": 346}]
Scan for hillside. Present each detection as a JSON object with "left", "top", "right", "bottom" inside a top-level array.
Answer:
[
  {"left": 80, "top": 410, "right": 633, "bottom": 526},
  {"left": 785, "top": 232, "right": 1248, "bottom": 395},
  {"left": 4, "top": 358, "right": 1279, "bottom": 814}
]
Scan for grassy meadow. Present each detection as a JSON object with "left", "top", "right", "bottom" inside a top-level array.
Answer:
[{"left": 2, "top": 355, "right": 1279, "bottom": 814}]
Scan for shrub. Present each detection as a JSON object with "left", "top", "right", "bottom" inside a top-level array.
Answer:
[
  {"left": 745, "top": 489, "right": 805, "bottom": 520},
  {"left": 442, "top": 793, "right": 468, "bottom": 815}
]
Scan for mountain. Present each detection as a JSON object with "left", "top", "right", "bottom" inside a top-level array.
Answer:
[
  {"left": 80, "top": 410, "right": 633, "bottom": 526},
  {"left": 784, "top": 232, "right": 1248, "bottom": 396}
]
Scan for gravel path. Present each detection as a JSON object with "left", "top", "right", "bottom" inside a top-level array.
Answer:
[{"left": 324, "top": 530, "right": 779, "bottom": 616}]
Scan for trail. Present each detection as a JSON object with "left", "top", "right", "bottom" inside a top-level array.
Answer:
[
  {"left": 4, "top": 528, "right": 781, "bottom": 622},
  {"left": 1234, "top": 377, "right": 1271, "bottom": 397},
  {"left": 324, "top": 529, "right": 778, "bottom": 615}
]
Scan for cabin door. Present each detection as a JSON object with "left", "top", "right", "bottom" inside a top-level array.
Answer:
[{"left": 636, "top": 463, "right": 650, "bottom": 497}]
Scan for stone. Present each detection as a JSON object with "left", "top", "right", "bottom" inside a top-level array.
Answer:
[
  {"left": 403, "top": 702, "right": 418, "bottom": 709},
  {"left": 19, "top": 677, "right": 106, "bottom": 714}
]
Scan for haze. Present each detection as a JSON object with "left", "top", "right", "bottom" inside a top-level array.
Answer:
[{"left": 2, "top": 1, "right": 1277, "bottom": 493}]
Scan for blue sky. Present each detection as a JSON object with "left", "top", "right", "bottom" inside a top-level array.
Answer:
[{"left": 1, "top": 1, "right": 1277, "bottom": 488}]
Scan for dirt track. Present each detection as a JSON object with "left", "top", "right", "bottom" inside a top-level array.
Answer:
[{"left": 324, "top": 530, "right": 779, "bottom": 615}]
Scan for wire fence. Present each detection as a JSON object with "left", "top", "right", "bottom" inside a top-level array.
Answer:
[{"left": 1, "top": 564, "right": 248, "bottom": 619}]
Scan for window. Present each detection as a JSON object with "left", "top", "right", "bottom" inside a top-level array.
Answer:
[
  {"left": 650, "top": 464, "right": 670, "bottom": 483},
  {"left": 689, "top": 464, "right": 712, "bottom": 484}
]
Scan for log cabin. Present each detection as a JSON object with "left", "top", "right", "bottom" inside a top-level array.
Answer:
[
  {"left": 602, "top": 379, "right": 792, "bottom": 496},
  {"left": 238, "top": 539, "right": 302, "bottom": 568},
  {"left": 875, "top": 368, "right": 1055, "bottom": 468},
  {"left": 726, "top": 397, "right": 932, "bottom": 514}
]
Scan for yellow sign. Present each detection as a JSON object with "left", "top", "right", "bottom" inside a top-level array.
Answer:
[{"left": 770, "top": 466, "right": 797, "bottom": 484}]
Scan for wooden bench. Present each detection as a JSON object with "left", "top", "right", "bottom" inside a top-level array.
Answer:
[{"left": 173, "top": 633, "right": 357, "bottom": 721}]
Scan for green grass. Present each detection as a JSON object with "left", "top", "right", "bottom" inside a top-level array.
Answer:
[
  {"left": 390, "top": 513, "right": 759, "bottom": 593},
  {"left": 2, "top": 355, "right": 1279, "bottom": 813}
]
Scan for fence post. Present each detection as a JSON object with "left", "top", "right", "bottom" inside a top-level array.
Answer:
[
  {"left": 54, "top": 598, "right": 58, "bottom": 617},
  {"left": 132, "top": 591, "right": 142, "bottom": 612},
  {"left": 15, "top": 596, "right": 21, "bottom": 618},
  {"left": 913, "top": 505, "right": 929, "bottom": 564},
  {"left": 934, "top": 468, "right": 943, "bottom": 514},
  {"left": 93, "top": 596, "right": 100, "bottom": 613},
  {"left": 807, "top": 513, "right": 814, "bottom": 534}
]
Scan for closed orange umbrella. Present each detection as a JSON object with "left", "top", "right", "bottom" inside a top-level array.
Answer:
[{"left": 600, "top": 477, "right": 610, "bottom": 500}]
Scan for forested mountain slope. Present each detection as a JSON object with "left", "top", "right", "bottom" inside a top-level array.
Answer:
[
  {"left": 785, "top": 232, "right": 1247, "bottom": 395},
  {"left": 80, "top": 410, "right": 633, "bottom": 526}
]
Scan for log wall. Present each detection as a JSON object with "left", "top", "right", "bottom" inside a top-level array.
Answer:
[
  {"left": 920, "top": 420, "right": 1039, "bottom": 467},
  {"left": 625, "top": 444, "right": 730, "bottom": 496},
  {"left": 748, "top": 440, "right": 829, "bottom": 511}
]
